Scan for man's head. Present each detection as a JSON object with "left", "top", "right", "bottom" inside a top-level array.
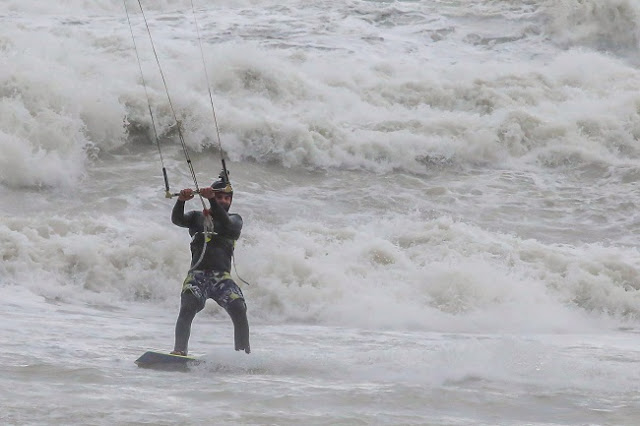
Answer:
[{"left": 211, "top": 171, "right": 233, "bottom": 211}]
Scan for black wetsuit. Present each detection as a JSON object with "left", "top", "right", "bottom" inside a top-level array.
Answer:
[
  {"left": 171, "top": 199, "right": 242, "bottom": 271},
  {"left": 171, "top": 198, "right": 250, "bottom": 354}
]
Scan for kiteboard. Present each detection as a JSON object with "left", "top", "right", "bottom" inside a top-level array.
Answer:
[{"left": 135, "top": 351, "right": 202, "bottom": 370}]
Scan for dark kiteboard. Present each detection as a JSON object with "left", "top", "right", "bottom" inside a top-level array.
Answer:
[{"left": 135, "top": 351, "right": 202, "bottom": 370}]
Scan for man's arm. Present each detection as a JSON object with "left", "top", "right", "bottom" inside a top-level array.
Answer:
[
  {"left": 208, "top": 199, "right": 242, "bottom": 238},
  {"left": 198, "top": 186, "right": 234, "bottom": 227},
  {"left": 171, "top": 189, "right": 195, "bottom": 228},
  {"left": 208, "top": 198, "right": 232, "bottom": 225}
]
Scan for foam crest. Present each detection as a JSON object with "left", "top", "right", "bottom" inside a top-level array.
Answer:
[
  {"left": 213, "top": 47, "right": 640, "bottom": 173},
  {"left": 234, "top": 214, "right": 636, "bottom": 332},
  {"left": 545, "top": 0, "right": 640, "bottom": 54},
  {"left": 0, "top": 97, "right": 88, "bottom": 188},
  {"left": 0, "top": 23, "right": 133, "bottom": 187},
  {"left": 1, "top": 169, "right": 638, "bottom": 333},
  {"left": 0, "top": 214, "right": 187, "bottom": 305},
  {"left": 4, "top": 0, "right": 640, "bottom": 184}
]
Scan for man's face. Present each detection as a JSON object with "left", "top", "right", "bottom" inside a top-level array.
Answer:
[{"left": 213, "top": 192, "right": 232, "bottom": 211}]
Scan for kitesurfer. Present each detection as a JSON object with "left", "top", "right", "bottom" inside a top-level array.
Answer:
[{"left": 169, "top": 172, "right": 250, "bottom": 355}]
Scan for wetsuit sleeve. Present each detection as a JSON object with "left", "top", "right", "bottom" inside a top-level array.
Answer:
[
  {"left": 209, "top": 199, "right": 243, "bottom": 239},
  {"left": 208, "top": 199, "right": 232, "bottom": 226},
  {"left": 171, "top": 200, "right": 197, "bottom": 228}
]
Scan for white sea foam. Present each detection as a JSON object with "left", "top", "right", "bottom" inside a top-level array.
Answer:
[
  {"left": 2, "top": 2, "right": 640, "bottom": 424},
  {"left": 3, "top": 0, "right": 640, "bottom": 189}
]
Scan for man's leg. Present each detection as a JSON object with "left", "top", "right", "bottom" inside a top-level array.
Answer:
[
  {"left": 172, "top": 291, "right": 201, "bottom": 355},
  {"left": 227, "top": 298, "right": 250, "bottom": 354},
  {"left": 212, "top": 277, "right": 250, "bottom": 354}
]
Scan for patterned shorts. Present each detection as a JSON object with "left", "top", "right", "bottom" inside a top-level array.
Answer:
[{"left": 181, "top": 270, "right": 244, "bottom": 311}]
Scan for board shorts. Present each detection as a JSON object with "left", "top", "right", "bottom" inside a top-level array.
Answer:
[{"left": 181, "top": 270, "right": 244, "bottom": 311}]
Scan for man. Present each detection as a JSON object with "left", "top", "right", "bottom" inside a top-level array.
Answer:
[{"left": 170, "top": 172, "right": 250, "bottom": 355}]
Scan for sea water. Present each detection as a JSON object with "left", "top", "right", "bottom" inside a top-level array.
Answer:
[{"left": 2, "top": 1, "right": 640, "bottom": 425}]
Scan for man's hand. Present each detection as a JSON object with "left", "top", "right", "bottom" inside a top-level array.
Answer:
[
  {"left": 199, "top": 187, "right": 215, "bottom": 200},
  {"left": 177, "top": 188, "right": 194, "bottom": 201}
]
